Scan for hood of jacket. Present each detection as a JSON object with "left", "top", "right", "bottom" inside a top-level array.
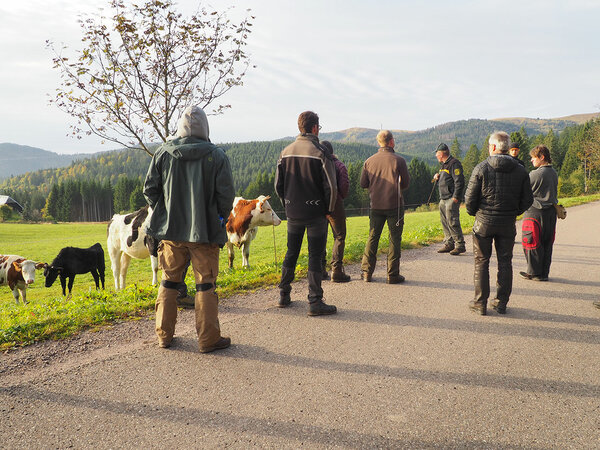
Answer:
[
  {"left": 488, "top": 154, "right": 520, "bottom": 173},
  {"left": 175, "top": 105, "right": 209, "bottom": 140},
  {"left": 161, "top": 136, "right": 216, "bottom": 161}
]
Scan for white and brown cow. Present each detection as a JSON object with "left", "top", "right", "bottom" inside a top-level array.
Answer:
[
  {"left": 107, "top": 205, "right": 158, "bottom": 290},
  {"left": 226, "top": 195, "right": 282, "bottom": 268},
  {"left": 0, "top": 255, "right": 45, "bottom": 304}
]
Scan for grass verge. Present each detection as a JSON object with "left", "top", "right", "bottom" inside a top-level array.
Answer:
[{"left": 1, "top": 194, "right": 598, "bottom": 349}]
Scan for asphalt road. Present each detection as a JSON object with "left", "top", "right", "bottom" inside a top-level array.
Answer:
[{"left": 1, "top": 202, "right": 599, "bottom": 449}]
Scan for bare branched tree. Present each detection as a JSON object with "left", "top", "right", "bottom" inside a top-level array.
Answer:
[{"left": 47, "top": 0, "right": 254, "bottom": 156}]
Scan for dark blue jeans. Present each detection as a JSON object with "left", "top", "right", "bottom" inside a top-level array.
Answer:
[{"left": 279, "top": 217, "right": 328, "bottom": 303}]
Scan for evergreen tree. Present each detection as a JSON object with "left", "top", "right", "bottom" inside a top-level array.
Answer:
[
  {"left": 129, "top": 185, "right": 146, "bottom": 211},
  {"left": 243, "top": 171, "right": 277, "bottom": 202},
  {"left": 405, "top": 158, "right": 435, "bottom": 207},
  {"left": 462, "top": 144, "right": 480, "bottom": 182},
  {"left": 43, "top": 184, "right": 60, "bottom": 220},
  {"left": 345, "top": 162, "right": 369, "bottom": 213},
  {"left": 478, "top": 135, "right": 491, "bottom": 163},
  {"left": 450, "top": 137, "right": 462, "bottom": 160},
  {"left": 114, "top": 177, "right": 140, "bottom": 213}
]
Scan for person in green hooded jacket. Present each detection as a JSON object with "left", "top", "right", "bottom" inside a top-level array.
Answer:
[{"left": 144, "top": 106, "right": 235, "bottom": 352}]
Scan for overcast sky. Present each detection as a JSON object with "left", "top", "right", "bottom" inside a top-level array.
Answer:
[{"left": 1, "top": 0, "right": 599, "bottom": 154}]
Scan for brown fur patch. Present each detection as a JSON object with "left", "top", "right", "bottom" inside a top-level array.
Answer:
[{"left": 226, "top": 199, "right": 258, "bottom": 238}]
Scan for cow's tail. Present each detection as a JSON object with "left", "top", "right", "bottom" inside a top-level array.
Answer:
[{"left": 93, "top": 243, "right": 106, "bottom": 273}]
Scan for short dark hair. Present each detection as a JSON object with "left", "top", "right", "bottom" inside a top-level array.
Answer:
[
  {"left": 298, "top": 111, "right": 319, "bottom": 134},
  {"left": 321, "top": 140, "right": 333, "bottom": 157},
  {"left": 530, "top": 145, "right": 552, "bottom": 163}
]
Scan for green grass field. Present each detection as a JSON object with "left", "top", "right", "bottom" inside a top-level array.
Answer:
[{"left": 1, "top": 194, "right": 597, "bottom": 349}]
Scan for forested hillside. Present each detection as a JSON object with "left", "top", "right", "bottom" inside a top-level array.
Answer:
[{"left": 2, "top": 117, "right": 599, "bottom": 222}]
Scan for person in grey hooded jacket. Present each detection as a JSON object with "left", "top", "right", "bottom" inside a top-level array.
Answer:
[{"left": 144, "top": 106, "right": 235, "bottom": 352}]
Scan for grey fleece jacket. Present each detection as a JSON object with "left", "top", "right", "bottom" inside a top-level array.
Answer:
[{"left": 528, "top": 165, "right": 558, "bottom": 210}]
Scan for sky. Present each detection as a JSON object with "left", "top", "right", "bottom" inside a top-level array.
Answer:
[{"left": 1, "top": 0, "right": 599, "bottom": 154}]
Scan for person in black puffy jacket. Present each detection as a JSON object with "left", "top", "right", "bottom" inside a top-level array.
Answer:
[{"left": 464, "top": 131, "right": 533, "bottom": 316}]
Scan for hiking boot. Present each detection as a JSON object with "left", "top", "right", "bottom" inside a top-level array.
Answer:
[
  {"left": 519, "top": 271, "right": 532, "bottom": 280},
  {"left": 469, "top": 301, "right": 486, "bottom": 315},
  {"left": 449, "top": 246, "right": 466, "bottom": 256},
  {"left": 176, "top": 294, "right": 195, "bottom": 309},
  {"left": 361, "top": 272, "right": 372, "bottom": 282},
  {"left": 331, "top": 269, "right": 351, "bottom": 283},
  {"left": 308, "top": 299, "right": 337, "bottom": 316},
  {"left": 387, "top": 274, "right": 406, "bottom": 284},
  {"left": 437, "top": 244, "right": 454, "bottom": 253},
  {"left": 278, "top": 293, "right": 291, "bottom": 308},
  {"left": 593, "top": 301, "right": 600, "bottom": 309},
  {"left": 491, "top": 299, "right": 507, "bottom": 314},
  {"left": 199, "top": 337, "right": 231, "bottom": 353}
]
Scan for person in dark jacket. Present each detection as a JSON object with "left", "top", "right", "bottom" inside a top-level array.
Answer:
[
  {"left": 520, "top": 145, "right": 559, "bottom": 282},
  {"left": 321, "top": 141, "right": 351, "bottom": 282},
  {"left": 144, "top": 106, "right": 235, "bottom": 352},
  {"left": 274, "top": 111, "right": 338, "bottom": 316},
  {"left": 360, "top": 130, "right": 410, "bottom": 284},
  {"left": 464, "top": 131, "right": 533, "bottom": 315},
  {"left": 433, "top": 143, "right": 466, "bottom": 255},
  {"left": 509, "top": 142, "right": 526, "bottom": 167}
]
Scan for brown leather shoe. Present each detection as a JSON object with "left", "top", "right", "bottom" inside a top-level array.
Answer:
[
  {"left": 437, "top": 244, "right": 454, "bottom": 253},
  {"left": 387, "top": 274, "right": 405, "bottom": 284},
  {"left": 449, "top": 246, "right": 466, "bottom": 256},
  {"left": 361, "top": 272, "right": 372, "bottom": 282},
  {"left": 469, "top": 301, "right": 486, "bottom": 315},
  {"left": 199, "top": 337, "right": 231, "bottom": 353},
  {"left": 331, "top": 270, "right": 351, "bottom": 283}
]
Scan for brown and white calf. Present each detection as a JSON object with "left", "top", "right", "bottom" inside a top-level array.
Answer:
[
  {"left": 226, "top": 195, "right": 282, "bottom": 268},
  {"left": 107, "top": 205, "right": 158, "bottom": 290},
  {"left": 0, "top": 255, "right": 45, "bottom": 304}
]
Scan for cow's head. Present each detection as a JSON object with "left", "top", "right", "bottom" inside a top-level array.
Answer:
[
  {"left": 42, "top": 263, "right": 63, "bottom": 287},
  {"left": 13, "top": 260, "right": 44, "bottom": 285},
  {"left": 255, "top": 195, "right": 282, "bottom": 226}
]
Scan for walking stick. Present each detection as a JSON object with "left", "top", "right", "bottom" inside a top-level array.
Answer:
[
  {"left": 427, "top": 179, "right": 438, "bottom": 206},
  {"left": 272, "top": 224, "right": 278, "bottom": 267}
]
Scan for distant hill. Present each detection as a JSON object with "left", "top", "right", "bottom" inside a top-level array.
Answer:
[
  {"left": 0, "top": 143, "right": 91, "bottom": 181},
  {"left": 317, "top": 113, "right": 600, "bottom": 161},
  {"left": 490, "top": 112, "right": 600, "bottom": 131}
]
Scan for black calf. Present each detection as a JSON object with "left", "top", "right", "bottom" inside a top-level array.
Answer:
[{"left": 44, "top": 243, "right": 106, "bottom": 296}]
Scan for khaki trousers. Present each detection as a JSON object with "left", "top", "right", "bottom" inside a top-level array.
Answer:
[{"left": 155, "top": 240, "right": 221, "bottom": 348}]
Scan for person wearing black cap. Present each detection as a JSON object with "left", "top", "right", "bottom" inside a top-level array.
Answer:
[
  {"left": 433, "top": 143, "right": 465, "bottom": 255},
  {"left": 509, "top": 143, "right": 525, "bottom": 167}
]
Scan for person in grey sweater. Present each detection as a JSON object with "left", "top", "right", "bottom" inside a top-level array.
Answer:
[{"left": 520, "top": 145, "right": 559, "bottom": 282}]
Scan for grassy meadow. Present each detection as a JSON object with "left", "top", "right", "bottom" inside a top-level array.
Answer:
[{"left": 1, "top": 194, "right": 597, "bottom": 349}]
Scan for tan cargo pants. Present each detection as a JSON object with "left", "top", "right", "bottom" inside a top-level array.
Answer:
[{"left": 155, "top": 240, "right": 221, "bottom": 349}]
